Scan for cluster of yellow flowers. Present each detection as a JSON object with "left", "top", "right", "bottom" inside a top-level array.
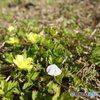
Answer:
[
  {"left": 7, "top": 26, "right": 40, "bottom": 70},
  {"left": 7, "top": 26, "right": 40, "bottom": 45},
  {"left": 6, "top": 26, "right": 19, "bottom": 45}
]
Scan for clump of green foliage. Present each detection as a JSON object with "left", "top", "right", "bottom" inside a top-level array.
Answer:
[{"left": 0, "top": 19, "right": 99, "bottom": 100}]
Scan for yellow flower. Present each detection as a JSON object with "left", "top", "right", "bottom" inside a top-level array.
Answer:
[
  {"left": 27, "top": 32, "right": 39, "bottom": 44},
  {"left": 6, "top": 37, "right": 19, "bottom": 44},
  {"left": 13, "top": 55, "right": 33, "bottom": 70},
  {"left": 8, "top": 26, "right": 15, "bottom": 32}
]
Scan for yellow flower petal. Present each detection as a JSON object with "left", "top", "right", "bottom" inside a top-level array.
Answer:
[
  {"left": 6, "top": 37, "right": 19, "bottom": 44},
  {"left": 16, "top": 55, "right": 24, "bottom": 62},
  {"left": 8, "top": 26, "right": 15, "bottom": 32},
  {"left": 25, "top": 58, "right": 33, "bottom": 64},
  {"left": 13, "top": 55, "right": 33, "bottom": 70},
  {"left": 27, "top": 32, "right": 39, "bottom": 44},
  {"left": 13, "top": 59, "right": 18, "bottom": 65}
]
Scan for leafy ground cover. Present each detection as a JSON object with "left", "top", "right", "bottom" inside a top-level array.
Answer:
[{"left": 0, "top": 0, "right": 100, "bottom": 100}]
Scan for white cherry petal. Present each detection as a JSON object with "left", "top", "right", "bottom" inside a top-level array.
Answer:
[{"left": 46, "top": 64, "right": 62, "bottom": 76}]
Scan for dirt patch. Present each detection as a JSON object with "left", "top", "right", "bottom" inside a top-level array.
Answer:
[{"left": 0, "top": 0, "right": 99, "bottom": 29}]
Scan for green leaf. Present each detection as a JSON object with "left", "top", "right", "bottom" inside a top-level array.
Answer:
[
  {"left": 76, "top": 44, "right": 83, "bottom": 55},
  {"left": 17, "top": 27, "right": 26, "bottom": 36},
  {"left": 72, "top": 75, "right": 81, "bottom": 87},
  {"left": 31, "top": 72, "right": 39, "bottom": 81},
  {"left": 48, "top": 55, "right": 53, "bottom": 64},
  {"left": 54, "top": 72, "right": 64, "bottom": 84},
  {"left": 0, "top": 89, "right": 4, "bottom": 95},
  {"left": 47, "top": 81, "right": 60, "bottom": 100},
  {"left": 60, "top": 91, "right": 74, "bottom": 100},
  {"left": 22, "top": 51, "right": 27, "bottom": 60},
  {"left": 5, "top": 92, "right": 14, "bottom": 100},
  {"left": 32, "top": 91, "right": 43, "bottom": 100},
  {"left": 19, "top": 96, "right": 24, "bottom": 100},
  {"left": 91, "top": 46, "right": 100, "bottom": 65},
  {"left": 4, "top": 53, "right": 13, "bottom": 63},
  {"left": 1, "top": 80, "right": 7, "bottom": 93},
  {"left": 7, "top": 81, "right": 18, "bottom": 93},
  {"left": 1, "top": 80, "right": 18, "bottom": 94},
  {"left": 32, "top": 90, "right": 38, "bottom": 100},
  {"left": 0, "top": 74, "right": 5, "bottom": 80},
  {"left": 13, "top": 87, "right": 21, "bottom": 94},
  {"left": 2, "top": 97, "right": 12, "bottom": 100},
  {"left": 23, "top": 82, "right": 33, "bottom": 90}
]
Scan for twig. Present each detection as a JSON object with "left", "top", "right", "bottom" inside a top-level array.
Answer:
[
  {"left": 0, "top": 42, "right": 5, "bottom": 49},
  {"left": 89, "top": 29, "right": 97, "bottom": 39},
  {"left": 6, "top": 75, "right": 11, "bottom": 82}
]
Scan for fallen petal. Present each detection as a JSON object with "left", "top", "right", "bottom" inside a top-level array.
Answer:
[{"left": 46, "top": 64, "right": 62, "bottom": 76}]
